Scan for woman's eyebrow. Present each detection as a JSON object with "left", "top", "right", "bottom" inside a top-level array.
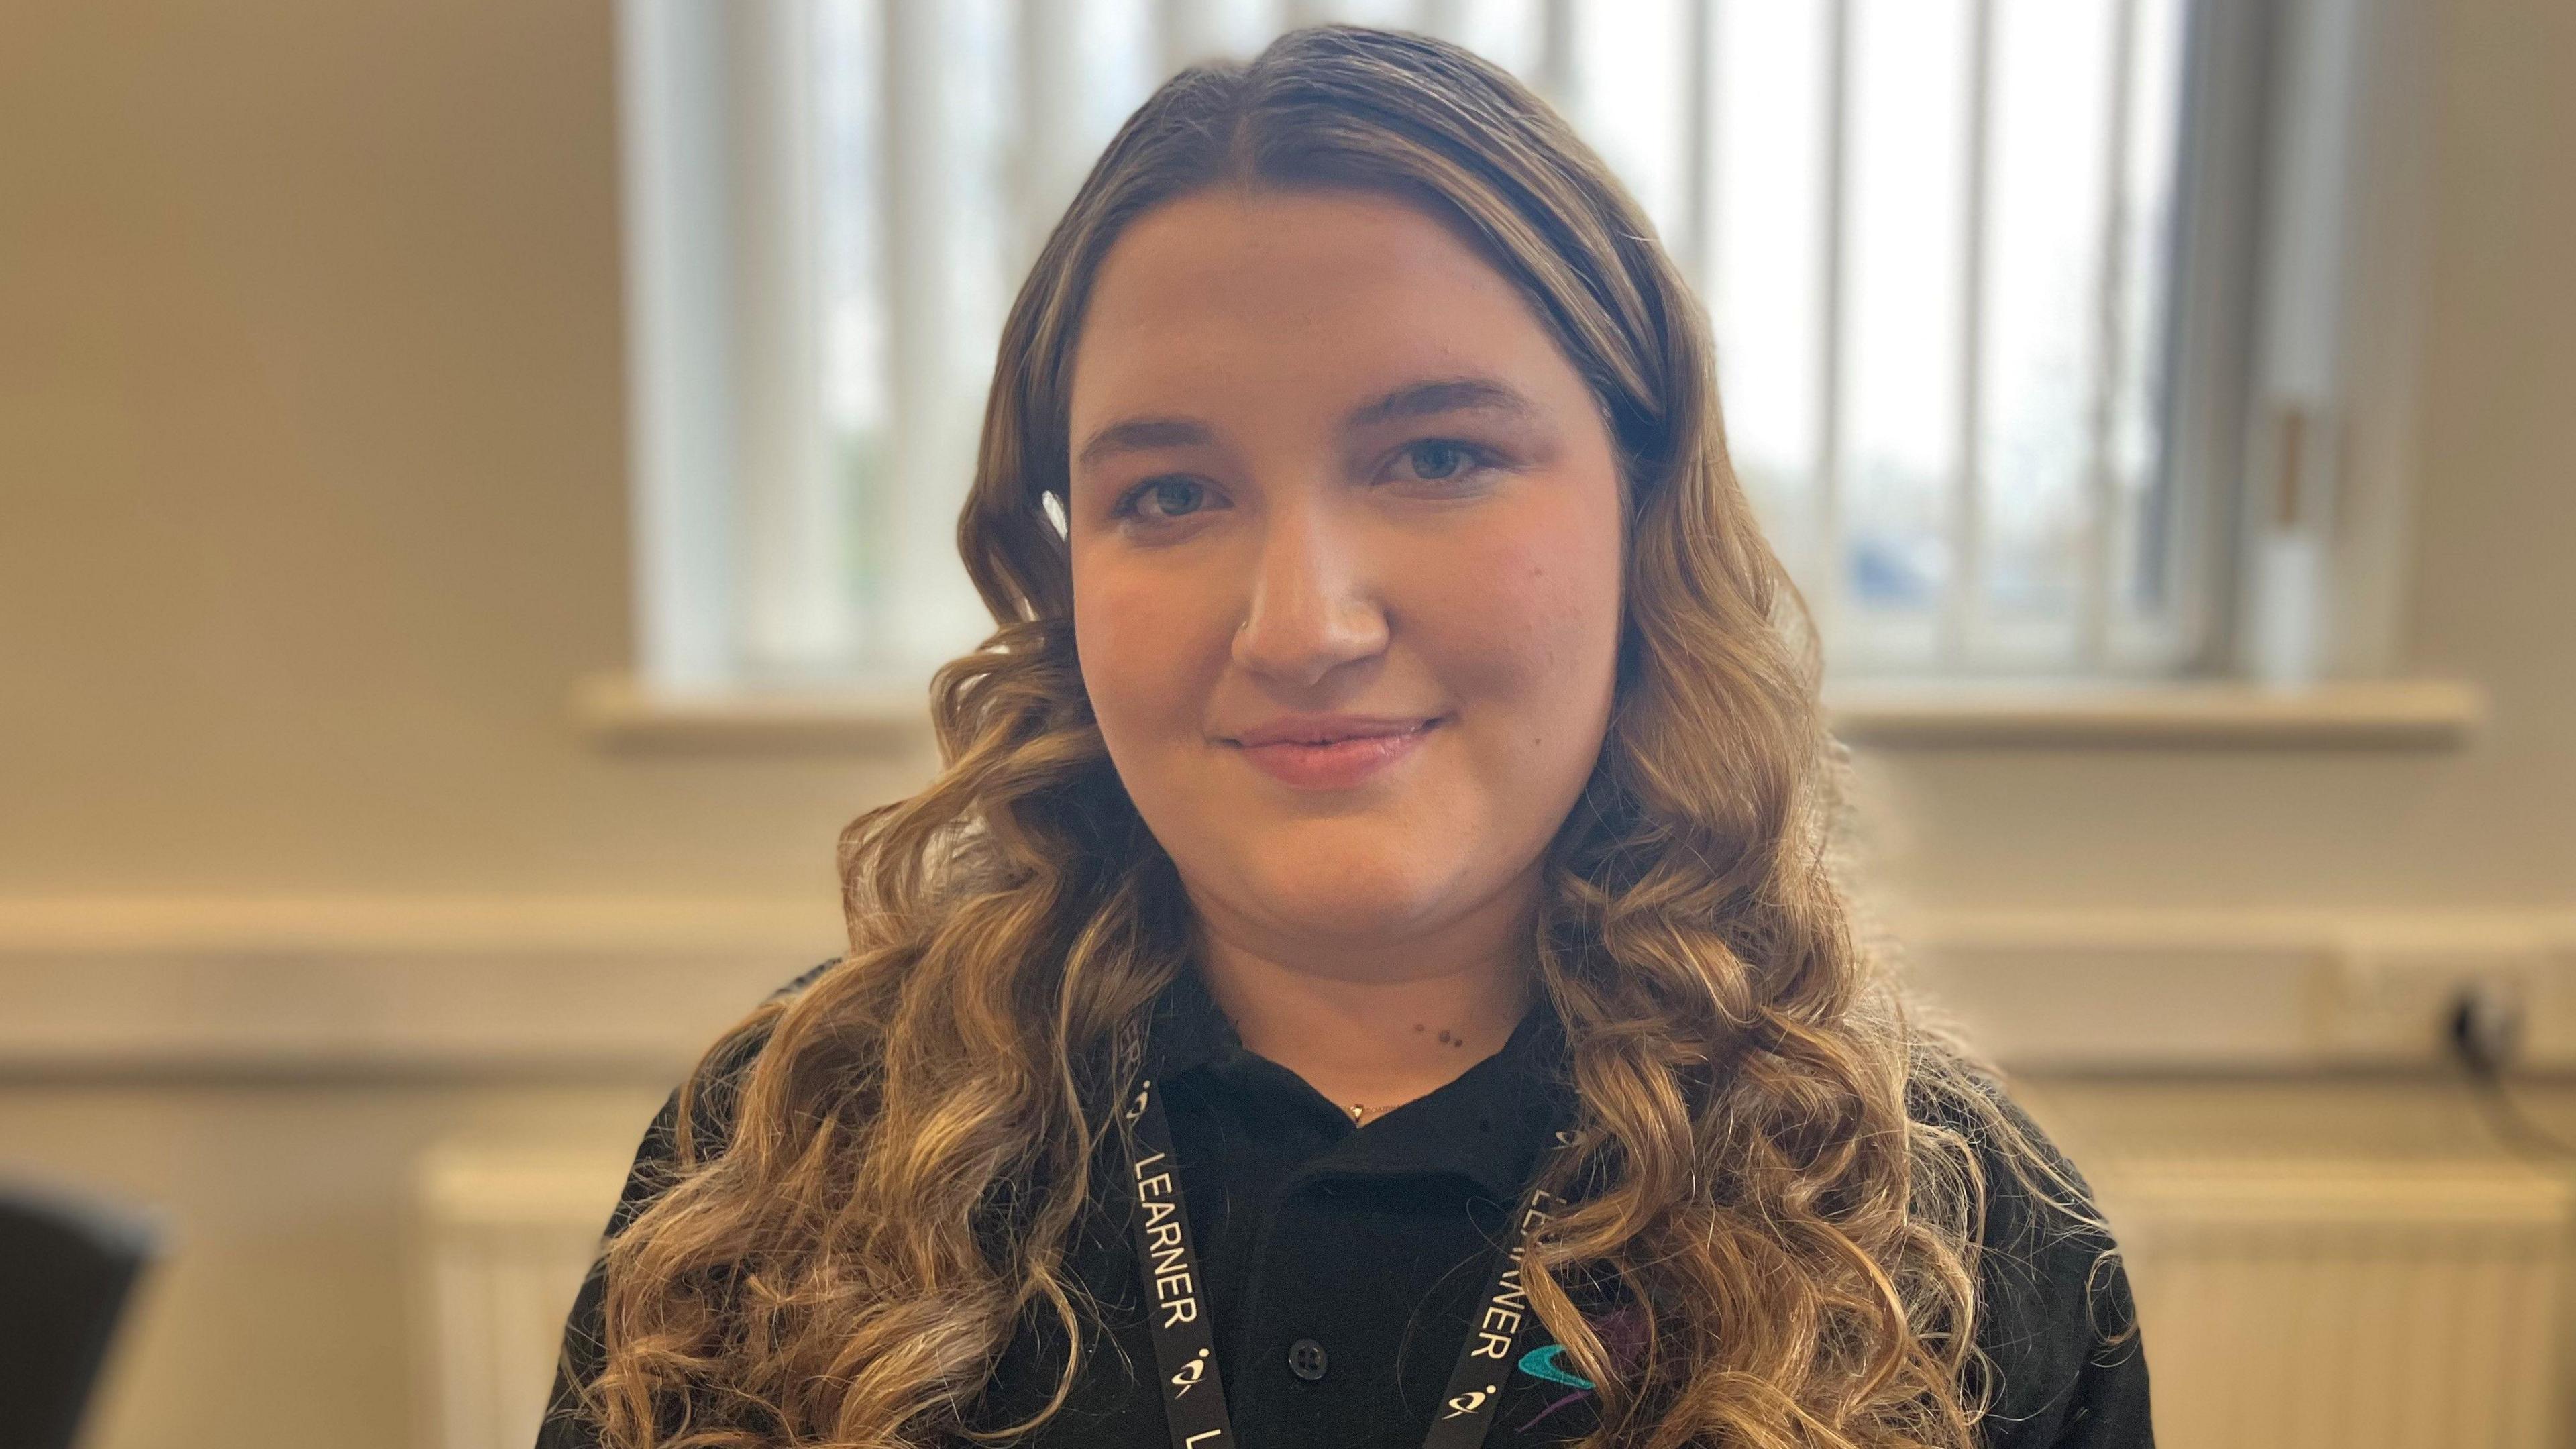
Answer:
[
  {"left": 1342, "top": 375, "right": 1538, "bottom": 430},
  {"left": 1075, "top": 417, "right": 1211, "bottom": 473},
  {"left": 1073, "top": 374, "right": 1539, "bottom": 474}
]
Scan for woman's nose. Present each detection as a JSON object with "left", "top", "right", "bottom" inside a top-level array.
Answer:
[{"left": 1229, "top": 498, "right": 1390, "bottom": 690}]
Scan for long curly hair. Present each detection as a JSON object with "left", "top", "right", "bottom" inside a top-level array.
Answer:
[{"left": 577, "top": 23, "right": 2105, "bottom": 1449}]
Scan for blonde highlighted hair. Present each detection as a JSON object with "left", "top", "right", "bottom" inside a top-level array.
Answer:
[{"left": 576, "top": 23, "right": 2112, "bottom": 1448}]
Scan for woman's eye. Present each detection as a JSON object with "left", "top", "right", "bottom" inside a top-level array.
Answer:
[
  {"left": 1395, "top": 439, "right": 1495, "bottom": 484},
  {"left": 1114, "top": 476, "right": 1212, "bottom": 523}
]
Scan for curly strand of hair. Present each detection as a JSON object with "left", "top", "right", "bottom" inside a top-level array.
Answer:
[
  {"left": 1491, "top": 727, "right": 2002, "bottom": 1449},
  {"left": 584, "top": 633, "right": 1134, "bottom": 1448}
]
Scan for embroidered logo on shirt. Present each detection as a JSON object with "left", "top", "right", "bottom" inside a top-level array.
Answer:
[
  {"left": 1516, "top": 1344, "right": 1594, "bottom": 1390},
  {"left": 1515, "top": 1305, "right": 1645, "bottom": 1432}
]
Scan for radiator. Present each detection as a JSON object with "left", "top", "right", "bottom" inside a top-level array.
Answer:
[
  {"left": 411, "top": 1146, "right": 2576, "bottom": 1449},
  {"left": 411, "top": 1143, "right": 635, "bottom": 1449},
  {"left": 2092, "top": 1158, "right": 2575, "bottom": 1449}
]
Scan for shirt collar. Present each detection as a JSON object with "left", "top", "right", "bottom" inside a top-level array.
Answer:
[
  {"left": 1141, "top": 965, "right": 1573, "bottom": 1200},
  {"left": 1142, "top": 963, "right": 1242, "bottom": 1079}
]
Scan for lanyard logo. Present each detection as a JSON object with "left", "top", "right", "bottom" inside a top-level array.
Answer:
[
  {"left": 1169, "top": 1348, "right": 1211, "bottom": 1397},
  {"left": 1440, "top": 1385, "right": 1499, "bottom": 1419}
]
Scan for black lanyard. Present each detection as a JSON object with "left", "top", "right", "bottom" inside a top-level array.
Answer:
[{"left": 1118, "top": 1070, "right": 1570, "bottom": 1449}]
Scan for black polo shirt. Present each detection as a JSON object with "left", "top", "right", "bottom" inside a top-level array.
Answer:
[{"left": 541, "top": 962, "right": 2153, "bottom": 1449}]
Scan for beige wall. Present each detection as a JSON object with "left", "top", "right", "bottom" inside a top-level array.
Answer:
[
  {"left": 3, "top": 0, "right": 2571, "bottom": 1446},
  {"left": 0, "top": 0, "right": 928, "bottom": 907}
]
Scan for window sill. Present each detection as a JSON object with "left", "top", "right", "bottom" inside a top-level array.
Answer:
[
  {"left": 570, "top": 670, "right": 937, "bottom": 753},
  {"left": 571, "top": 670, "right": 2487, "bottom": 755},
  {"left": 1824, "top": 676, "right": 2486, "bottom": 749}
]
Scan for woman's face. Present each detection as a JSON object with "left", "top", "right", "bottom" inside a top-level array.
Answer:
[{"left": 1065, "top": 186, "right": 1625, "bottom": 971}]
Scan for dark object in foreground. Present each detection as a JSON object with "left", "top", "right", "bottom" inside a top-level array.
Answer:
[{"left": 0, "top": 1181, "right": 158, "bottom": 1449}]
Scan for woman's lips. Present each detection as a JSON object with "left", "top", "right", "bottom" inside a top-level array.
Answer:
[{"left": 1232, "top": 720, "right": 1436, "bottom": 790}]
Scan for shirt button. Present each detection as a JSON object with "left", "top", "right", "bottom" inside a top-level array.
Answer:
[{"left": 1286, "top": 1337, "right": 1329, "bottom": 1382}]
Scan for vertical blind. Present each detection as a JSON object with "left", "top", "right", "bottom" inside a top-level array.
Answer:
[{"left": 632, "top": 0, "right": 2216, "bottom": 690}]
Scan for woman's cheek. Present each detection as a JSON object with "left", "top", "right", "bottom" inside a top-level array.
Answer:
[
  {"left": 1443, "top": 510, "right": 1615, "bottom": 683},
  {"left": 1077, "top": 570, "right": 1201, "bottom": 733}
]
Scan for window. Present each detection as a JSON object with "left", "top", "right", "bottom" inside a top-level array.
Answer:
[{"left": 615, "top": 0, "right": 2398, "bottom": 695}]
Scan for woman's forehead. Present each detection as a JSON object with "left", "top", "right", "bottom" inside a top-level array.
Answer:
[{"left": 1066, "top": 189, "right": 1584, "bottom": 441}]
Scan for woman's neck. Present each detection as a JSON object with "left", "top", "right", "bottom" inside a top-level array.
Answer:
[{"left": 1188, "top": 908, "right": 1536, "bottom": 1122}]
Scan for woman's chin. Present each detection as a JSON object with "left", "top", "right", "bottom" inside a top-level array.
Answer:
[{"left": 1232, "top": 867, "right": 1455, "bottom": 945}]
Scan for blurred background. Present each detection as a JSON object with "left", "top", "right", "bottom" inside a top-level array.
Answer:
[{"left": 3, "top": 0, "right": 2571, "bottom": 1445}]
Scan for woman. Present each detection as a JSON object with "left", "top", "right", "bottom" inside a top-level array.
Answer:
[{"left": 544, "top": 23, "right": 2149, "bottom": 1449}]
